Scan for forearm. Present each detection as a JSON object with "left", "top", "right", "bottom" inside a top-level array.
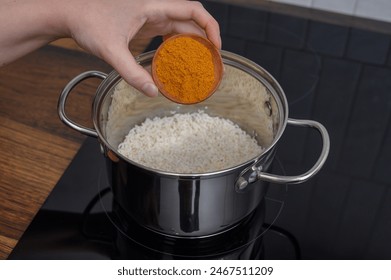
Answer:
[{"left": 0, "top": 0, "right": 69, "bottom": 66}]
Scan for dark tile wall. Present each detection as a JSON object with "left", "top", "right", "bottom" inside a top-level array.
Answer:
[
  {"left": 203, "top": 1, "right": 229, "bottom": 34},
  {"left": 227, "top": 5, "right": 267, "bottom": 41},
  {"left": 307, "top": 21, "right": 349, "bottom": 57},
  {"left": 346, "top": 29, "right": 391, "bottom": 65},
  {"left": 310, "top": 58, "right": 361, "bottom": 169},
  {"left": 245, "top": 42, "right": 283, "bottom": 78},
  {"left": 201, "top": 0, "right": 391, "bottom": 260},
  {"left": 266, "top": 13, "right": 307, "bottom": 49}
]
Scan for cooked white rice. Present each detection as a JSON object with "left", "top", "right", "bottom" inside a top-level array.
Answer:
[{"left": 117, "top": 111, "right": 264, "bottom": 173}]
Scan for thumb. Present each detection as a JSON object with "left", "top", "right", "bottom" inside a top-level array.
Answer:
[{"left": 103, "top": 46, "right": 159, "bottom": 97}]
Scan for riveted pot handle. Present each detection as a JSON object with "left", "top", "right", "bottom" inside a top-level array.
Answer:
[
  {"left": 236, "top": 118, "right": 330, "bottom": 189},
  {"left": 58, "top": 71, "right": 107, "bottom": 138},
  {"left": 260, "top": 118, "right": 330, "bottom": 184}
]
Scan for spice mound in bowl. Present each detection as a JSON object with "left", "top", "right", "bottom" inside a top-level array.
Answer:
[{"left": 152, "top": 34, "right": 223, "bottom": 104}]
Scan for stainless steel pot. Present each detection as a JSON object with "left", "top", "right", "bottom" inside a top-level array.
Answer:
[{"left": 58, "top": 50, "right": 330, "bottom": 238}]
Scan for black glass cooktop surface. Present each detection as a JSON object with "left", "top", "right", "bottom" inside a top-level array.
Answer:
[{"left": 9, "top": 1, "right": 391, "bottom": 260}]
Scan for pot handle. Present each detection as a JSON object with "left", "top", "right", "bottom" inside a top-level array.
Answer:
[
  {"left": 58, "top": 71, "right": 107, "bottom": 138},
  {"left": 236, "top": 118, "right": 330, "bottom": 189}
]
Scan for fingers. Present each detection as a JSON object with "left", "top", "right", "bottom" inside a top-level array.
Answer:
[
  {"left": 156, "top": 1, "right": 221, "bottom": 49},
  {"left": 103, "top": 44, "right": 158, "bottom": 97},
  {"left": 190, "top": 3, "right": 221, "bottom": 48},
  {"left": 92, "top": 0, "right": 221, "bottom": 98},
  {"left": 165, "top": 20, "right": 206, "bottom": 38}
]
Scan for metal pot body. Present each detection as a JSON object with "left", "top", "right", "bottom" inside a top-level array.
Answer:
[
  {"left": 108, "top": 150, "right": 273, "bottom": 237},
  {"left": 58, "top": 50, "right": 330, "bottom": 238}
]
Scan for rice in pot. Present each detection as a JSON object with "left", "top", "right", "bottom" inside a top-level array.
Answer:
[{"left": 117, "top": 111, "right": 264, "bottom": 173}]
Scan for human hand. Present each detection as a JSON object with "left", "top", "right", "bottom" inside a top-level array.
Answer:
[{"left": 64, "top": 0, "right": 221, "bottom": 97}]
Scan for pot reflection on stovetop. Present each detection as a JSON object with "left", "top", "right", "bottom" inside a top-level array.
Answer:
[
  {"left": 109, "top": 197, "right": 298, "bottom": 260},
  {"left": 83, "top": 167, "right": 296, "bottom": 260},
  {"left": 111, "top": 197, "right": 264, "bottom": 260}
]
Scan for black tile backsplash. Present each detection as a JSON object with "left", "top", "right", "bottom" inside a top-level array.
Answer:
[
  {"left": 245, "top": 41, "right": 283, "bottom": 78},
  {"left": 279, "top": 49, "right": 319, "bottom": 116},
  {"left": 266, "top": 13, "right": 308, "bottom": 49},
  {"left": 309, "top": 58, "right": 361, "bottom": 169},
  {"left": 307, "top": 21, "right": 349, "bottom": 57},
  {"left": 227, "top": 5, "right": 267, "bottom": 41},
  {"left": 202, "top": 1, "right": 229, "bottom": 34},
  {"left": 221, "top": 35, "right": 246, "bottom": 55},
  {"left": 346, "top": 28, "right": 391, "bottom": 65}
]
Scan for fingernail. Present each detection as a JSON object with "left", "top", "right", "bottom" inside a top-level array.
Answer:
[{"left": 142, "top": 83, "right": 159, "bottom": 97}]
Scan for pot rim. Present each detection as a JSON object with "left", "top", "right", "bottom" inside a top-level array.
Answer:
[{"left": 92, "top": 50, "right": 289, "bottom": 178}]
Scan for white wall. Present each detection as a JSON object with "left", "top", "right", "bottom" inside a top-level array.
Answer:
[{"left": 268, "top": 0, "right": 391, "bottom": 23}]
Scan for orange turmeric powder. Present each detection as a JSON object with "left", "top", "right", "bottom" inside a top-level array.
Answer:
[{"left": 153, "top": 35, "right": 217, "bottom": 103}]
